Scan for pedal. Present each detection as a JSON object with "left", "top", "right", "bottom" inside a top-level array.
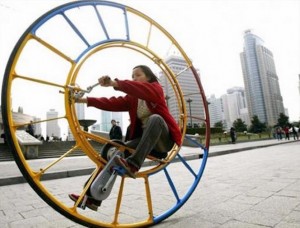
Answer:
[
  {"left": 80, "top": 195, "right": 88, "bottom": 210},
  {"left": 113, "top": 166, "right": 127, "bottom": 176},
  {"left": 101, "top": 170, "right": 117, "bottom": 192},
  {"left": 90, "top": 151, "right": 123, "bottom": 201}
]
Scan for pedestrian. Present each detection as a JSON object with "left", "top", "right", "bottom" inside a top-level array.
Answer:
[
  {"left": 283, "top": 126, "right": 290, "bottom": 140},
  {"left": 230, "top": 127, "right": 236, "bottom": 144},
  {"left": 276, "top": 127, "right": 283, "bottom": 140},
  {"left": 69, "top": 65, "right": 182, "bottom": 210},
  {"left": 26, "top": 121, "right": 34, "bottom": 136},
  {"left": 291, "top": 125, "right": 299, "bottom": 140},
  {"left": 1, "top": 133, "right": 6, "bottom": 144},
  {"left": 109, "top": 119, "right": 122, "bottom": 140}
]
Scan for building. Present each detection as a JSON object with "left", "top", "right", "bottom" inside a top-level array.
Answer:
[
  {"left": 101, "top": 111, "right": 123, "bottom": 133},
  {"left": 159, "top": 55, "right": 204, "bottom": 128},
  {"left": 75, "top": 103, "right": 85, "bottom": 120},
  {"left": 207, "top": 94, "right": 224, "bottom": 128},
  {"left": 32, "top": 117, "right": 42, "bottom": 137},
  {"left": 1, "top": 106, "right": 40, "bottom": 143},
  {"left": 240, "top": 30, "right": 284, "bottom": 126},
  {"left": 208, "top": 87, "right": 250, "bottom": 131},
  {"left": 222, "top": 87, "right": 250, "bottom": 129},
  {"left": 67, "top": 103, "right": 86, "bottom": 141},
  {"left": 46, "top": 109, "right": 61, "bottom": 139}
]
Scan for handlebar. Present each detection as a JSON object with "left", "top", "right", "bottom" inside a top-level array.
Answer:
[
  {"left": 68, "top": 82, "right": 99, "bottom": 100},
  {"left": 86, "top": 82, "right": 100, "bottom": 93}
]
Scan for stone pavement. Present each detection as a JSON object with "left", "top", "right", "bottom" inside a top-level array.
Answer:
[
  {"left": 0, "top": 140, "right": 299, "bottom": 227},
  {"left": 0, "top": 139, "right": 296, "bottom": 186}
]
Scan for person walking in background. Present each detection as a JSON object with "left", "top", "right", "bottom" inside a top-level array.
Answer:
[
  {"left": 109, "top": 119, "right": 123, "bottom": 140},
  {"left": 230, "top": 127, "right": 236, "bottom": 144},
  {"left": 26, "top": 121, "right": 34, "bottom": 136},
  {"left": 276, "top": 126, "right": 283, "bottom": 140},
  {"left": 1, "top": 132, "right": 6, "bottom": 144},
  {"left": 283, "top": 126, "right": 290, "bottom": 140},
  {"left": 291, "top": 125, "right": 299, "bottom": 140}
]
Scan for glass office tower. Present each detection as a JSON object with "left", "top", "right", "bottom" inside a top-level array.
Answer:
[{"left": 240, "top": 30, "right": 284, "bottom": 126}]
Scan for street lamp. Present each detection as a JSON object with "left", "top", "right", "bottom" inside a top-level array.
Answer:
[
  {"left": 78, "top": 119, "right": 97, "bottom": 132},
  {"left": 186, "top": 98, "right": 193, "bottom": 127}
]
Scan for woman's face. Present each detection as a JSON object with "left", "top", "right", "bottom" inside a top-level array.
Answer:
[{"left": 132, "top": 67, "right": 148, "bottom": 82}]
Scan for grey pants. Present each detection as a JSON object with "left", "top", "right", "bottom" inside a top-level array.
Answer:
[{"left": 125, "top": 114, "right": 174, "bottom": 169}]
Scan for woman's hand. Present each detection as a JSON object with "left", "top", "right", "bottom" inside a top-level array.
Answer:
[{"left": 98, "top": 75, "right": 118, "bottom": 87}]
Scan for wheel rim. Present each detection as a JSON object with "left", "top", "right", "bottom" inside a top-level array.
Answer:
[{"left": 1, "top": 1, "right": 210, "bottom": 227}]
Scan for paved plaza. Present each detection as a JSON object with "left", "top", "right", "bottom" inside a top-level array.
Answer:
[{"left": 0, "top": 140, "right": 299, "bottom": 227}]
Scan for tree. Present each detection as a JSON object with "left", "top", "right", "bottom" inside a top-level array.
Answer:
[
  {"left": 249, "top": 115, "right": 267, "bottom": 133},
  {"left": 277, "top": 113, "right": 289, "bottom": 127},
  {"left": 233, "top": 118, "right": 247, "bottom": 132},
  {"left": 214, "top": 121, "right": 224, "bottom": 130}
]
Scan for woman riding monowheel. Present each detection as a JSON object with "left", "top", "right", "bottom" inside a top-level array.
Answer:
[{"left": 70, "top": 65, "right": 182, "bottom": 210}]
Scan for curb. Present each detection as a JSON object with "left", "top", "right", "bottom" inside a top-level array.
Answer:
[
  {"left": 0, "top": 141, "right": 296, "bottom": 186},
  {"left": 0, "top": 168, "right": 95, "bottom": 187}
]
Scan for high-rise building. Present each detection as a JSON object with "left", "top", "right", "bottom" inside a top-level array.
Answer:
[
  {"left": 46, "top": 109, "right": 61, "bottom": 139},
  {"left": 101, "top": 111, "right": 123, "bottom": 133},
  {"left": 67, "top": 103, "right": 86, "bottom": 141},
  {"left": 159, "top": 55, "right": 204, "bottom": 128},
  {"left": 207, "top": 94, "right": 224, "bottom": 128},
  {"left": 75, "top": 103, "right": 85, "bottom": 120},
  {"left": 221, "top": 87, "right": 250, "bottom": 129},
  {"left": 32, "top": 117, "right": 42, "bottom": 136},
  {"left": 240, "top": 30, "right": 284, "bottom": 126}
]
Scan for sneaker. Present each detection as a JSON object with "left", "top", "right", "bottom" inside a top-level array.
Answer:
[
  {"left": 114, "top": 155, "right": 138, "bottom": 178},
  {"left": 68, "top": 193, "right": 100, "bottom": 211}
]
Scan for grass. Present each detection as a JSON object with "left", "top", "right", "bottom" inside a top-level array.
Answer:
[{"left": 187, "top": 132, "right": 274, "bottom": 146}]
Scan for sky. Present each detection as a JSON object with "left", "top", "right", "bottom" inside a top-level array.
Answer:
[{"left": 0, "top": 0, "right": 299, "bottom": 133}]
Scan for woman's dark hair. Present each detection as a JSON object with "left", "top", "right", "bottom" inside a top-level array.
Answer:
[{"left": 133, "top": 65, "right": 158, "bottom": 83}]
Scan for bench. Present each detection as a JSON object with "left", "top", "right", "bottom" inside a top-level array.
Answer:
[{"left": 16, "top": 130, "right": 42, "bottom": 159}]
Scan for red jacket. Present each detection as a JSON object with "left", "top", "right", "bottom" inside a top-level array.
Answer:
[{"left": 87, "top": 79, "right": 182, "bottom": 146}]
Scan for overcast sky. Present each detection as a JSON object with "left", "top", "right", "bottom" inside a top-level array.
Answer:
[{"left": 1, "top": 0, "right": 299, "bottom": 122}]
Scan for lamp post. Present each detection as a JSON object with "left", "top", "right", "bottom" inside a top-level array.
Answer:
[
  {"left": 78, "top": 119, "right": 97, "bottom": 132},
  {"left": 186, "top": 98, "right": 193, "bottom": 128}
]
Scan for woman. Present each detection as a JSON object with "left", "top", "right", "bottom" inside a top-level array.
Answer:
[
  {"left": 69, "top": 65, "right": 182, "bottom": 210},
  {"left": 80, "top": 65, "right": 181, "bottom": 175}
]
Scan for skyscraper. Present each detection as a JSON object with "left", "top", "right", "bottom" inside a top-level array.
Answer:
[
  {"left": 101, "top": 111, "right": 123, "bottom": 133},
  {"left": 159, "top": 55, "right": 204, "bottom": 128},
  {"left": 46, "top": 109, "right": 61, "bottom": 139},
  {"left": 240, "top": 30, "right": 284, "bottom": 126},
  {"left": 75, "top": 103, "right": 85, "bottom": 120},
  {"left": 207, "top": 94, "right": 224, "bottom": 128},
  {"left": 67, "top": 103, "right": 86, "bottom": 141},
  {"left": 222, "top": 87, "right": 249, "bottom": 129}
]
